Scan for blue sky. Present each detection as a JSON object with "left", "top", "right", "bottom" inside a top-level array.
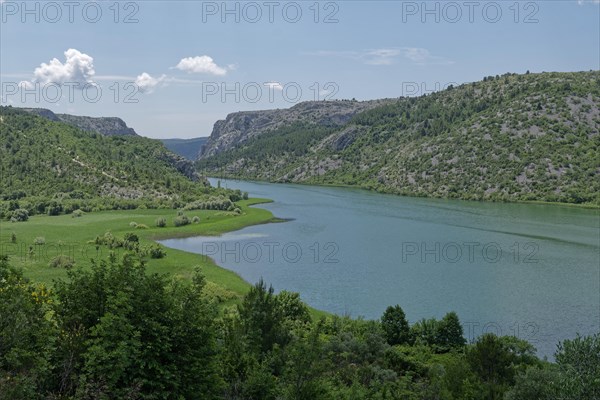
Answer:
[{"left": 1, "top": 1, "right": 599, "bottom": 138}]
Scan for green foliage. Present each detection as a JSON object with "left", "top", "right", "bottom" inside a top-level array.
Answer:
[
  {"left": 554, "top": 333, "right": 600, "bottom": 399},
  {"left": 381, "top": 305, "right": 411, "bottom": 346},
  {"left": 0, "top": 106, "right": 248, "bottom": 218},
  {"left": 10, "top": 209, "right": 29, "bottom": 222},
  {"left": 0, "top": 254, "right": 595, "bottom": 399},
  {"left": 0, "top": 259, "right": 55, "bottom": 399},
  {"left": 148, "top": 245, "right": 166, "bottom": 259},
  {"left": 200, "top": 71, "right": 600, "bottom": 205},
  {"left": 155, "top": 217, "right": 167, "bottom": 227},
  {"left": 48, "top": 255, "right": 75, "bottom": 269},
  {"left": 173, "top": 214, "right": 191, "bottom": 227},
  {"left": 52, "top": 256, "right": 222, "bottom": 399},
  {"left": 436, "top": 311, "right": 467, "bottom": 351}
]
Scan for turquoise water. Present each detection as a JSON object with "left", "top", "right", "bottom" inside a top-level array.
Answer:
[{"left": 160, "top": 178, "right": 600, "bottom": 358}]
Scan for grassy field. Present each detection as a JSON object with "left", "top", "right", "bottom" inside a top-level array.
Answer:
[{"left": 0, "top": 198, "right": 329, "bottom": 317}]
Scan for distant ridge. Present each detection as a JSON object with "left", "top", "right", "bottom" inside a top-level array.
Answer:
[
  {"left": 21, "top": 108, "right": 138, "bottom": 137},
  {"left": 160, "top": 137, "right": 208, "bottom": 161},
  {"left": 198, "top": 71, "right": 600, "bottom": 205}
]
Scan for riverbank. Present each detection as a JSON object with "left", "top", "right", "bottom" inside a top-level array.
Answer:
[
  {"left": 210, "top": 176, "right": 600, "bottom": 209},
  {"left": 0, "top": 198, "right": 330, "bottom": 318}
]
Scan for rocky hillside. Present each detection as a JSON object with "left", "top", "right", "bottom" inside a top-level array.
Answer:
[
  {"left": 197, "top": 71, "right": 600, "bottom": 205},
  {"left": 22, "top": 108, "right": 138, "bottom": 136},
  {"left": 199, "top": 99, "right": 393, "bottom": 158}
]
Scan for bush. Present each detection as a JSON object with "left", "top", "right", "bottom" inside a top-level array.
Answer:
[
  {"left": 155, "top": 217, "right": 167, "bottom": 227},
  {"left": 192, "top": 216, "right": 200, "bottom": 224},
  {"left": 129, "top": 221, "right": 138, "bottom": 228},
  {"left": 123, "top": 233, "right": 139, "bottom": 243},
  {"left": 136, "top": 224, "right": 149, "bottom": 230},
  {"left": 10, "top": 209, "right": 29, "bottom": 222},
  {"left": 174, "top": 215, "right": 190, "bottom": 227},
  {"left": 33, "top": 237, "right": 46, "bottom": 246},
  {"left": 48, "top": 255, "right": 75, "bottom": 269},
  {"left": 149, "top": 245, "right": 167, "bottom": 259},
  {"left": 71, "top": 209, "right": 84, "bottom": 218},
  {"left": 10, "top": 233, "right": 17, "bottom": 243}
]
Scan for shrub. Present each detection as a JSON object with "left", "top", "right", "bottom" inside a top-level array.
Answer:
[
  {"left": 10, "top": 233, "right": 17, "bottom": 243},
  {"left": 10, "top": 209, "right": 29, "bottom": 222},
  {"left": 46, "top": 201, "right": 63, "bottom": 216},
  {"left": 123, "top": 233, "right": 139, "bottom": 243},
  {"left": 192, "top": 216, "right": 200, "bottom": 224},
  {"left": 33, "top": 237, "right": 46, "bottom": 246},
  {"left": 155, "top": 217, "right": 167, "bottom": 227},
  {"left": 136, "top": 224, "right": 149, "bottom": 230},
  {"left": 149, "top": 245, "right": 167, "bottom": 259},
  {"left": 72, "top": 209, "right": 84, "bottom": 218},
  {"left": 129, "top": 222, "right": 138, "bottom": 228},
  {"left": 49, "top": 255, "right": 75, "bottom": 269},
  {"left": 174, "top": 215, "right": 190, "bottom": 227}
]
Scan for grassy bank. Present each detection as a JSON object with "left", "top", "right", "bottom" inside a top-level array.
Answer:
[{"left": 0, "top": 198, "right": 329, "bottom": 317}]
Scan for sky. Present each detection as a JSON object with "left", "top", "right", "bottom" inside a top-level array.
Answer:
[{"left": 1, "top": 0, "right": 599, "bottom": 139}]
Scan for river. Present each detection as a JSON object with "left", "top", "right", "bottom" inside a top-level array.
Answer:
[{"left": 159, "top": 178, "right": 600, "bottom": 358}]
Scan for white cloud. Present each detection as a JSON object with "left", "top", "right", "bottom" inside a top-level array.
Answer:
[
  {"left": 174, "top": 55, "right": 228, "bottom": 76},
  {"left": 577, "top": 0, "right": 600, "bottom": 4},
  {"left": 135, "top": 72, "right": 166, "bottom": 93},
  {"left": 264, "top": 81, "right": 284, "bottom": 91},
  {"left": 25, "top": 49, "right": 96, "bottom": 87},
  {"left": 308, "top": 47, "right": 452, "bottom": 66}
]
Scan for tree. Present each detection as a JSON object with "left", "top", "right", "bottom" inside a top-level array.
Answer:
[
  {"left": 554, "top": 333, "right": 600, "bottom": 400},
  {"left": 0, "top": 258, "right": 55, "bottom": 400},
  {"left": 381, "top": 305, "right": 411, "bottom": 346},
  {"left": 436, "top": 311, "right": 466, "bottom": 351},
  {"left": 237, "top": 279, "right": 289, "bottom": 355},
  {"left": 466, "top": 333, "right": 525, "bottom": 400},
  {"left": 53, "top": 255, "right": 222, "bottom": 399}
]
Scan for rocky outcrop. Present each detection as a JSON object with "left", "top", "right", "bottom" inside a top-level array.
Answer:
[
  {"left": 198, "top": 99, "right": 393, "bottom": 159},
  {"left": 21, "top": 108, "right": 138, "bottom": 136}
]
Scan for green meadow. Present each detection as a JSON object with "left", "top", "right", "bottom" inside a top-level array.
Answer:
[{"left": 0, "top": 198, "right": 299, "bottom": 309}]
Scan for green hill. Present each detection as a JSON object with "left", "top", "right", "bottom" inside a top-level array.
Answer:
[
  {"left": 0, "top": 107, "right": 229, "bottom": 219},
  {"left": 198, "top": 71, "right": 600, "bottom": 205}
]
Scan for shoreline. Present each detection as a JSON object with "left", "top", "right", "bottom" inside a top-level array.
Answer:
[{"left": 208, "top": 176, "right": 600, "bottom": 210}]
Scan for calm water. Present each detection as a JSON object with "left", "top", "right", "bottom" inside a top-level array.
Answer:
[{"left": 160, "top": 178, "right": 600, "bottom": 358}]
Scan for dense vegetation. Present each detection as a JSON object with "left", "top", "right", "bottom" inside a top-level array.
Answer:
[
  {"left": 0, "top": 107, "right": 245, "bottom": 219},
  {"left": 198, "top": 71, "right": 600, "bottom": 205},
  {"left": 1, "top": 255, "right": 598, "bottom": 399}
]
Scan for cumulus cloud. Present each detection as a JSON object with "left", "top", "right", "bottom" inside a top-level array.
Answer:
[
  {"left": 135, "top": 72, "right": 166, "bottom": 93},
  {"left": 264, "top": 81, "right": 284, "bottom": 91},
  {"left": 174, "top": 55, "right": 228, "bottom": 76},
  {"left": 22, "top": 49, "right": 96, "bottom": 88}
]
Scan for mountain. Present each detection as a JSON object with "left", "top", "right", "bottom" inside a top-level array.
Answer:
[
  {"left": 21, "top": 108, "right": 138, "bottom": 136},
  {"left": 0, "top": 107, "right": 209, "bottom": 208},
  {"left": 160, "top": 137, "right": 208, "bottom": 160},
  {"left": 199, "top": 99, "right": 394, "bottom": 158},
  {"left": 197, "top": 71, "right": 600, "bottom": 205}
]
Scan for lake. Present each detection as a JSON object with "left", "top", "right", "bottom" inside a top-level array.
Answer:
[{"left": 160, "top": 178, "right": 600, "bottom": 358}]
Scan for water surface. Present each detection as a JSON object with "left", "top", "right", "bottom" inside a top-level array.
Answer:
[{"left": 160, "top": 179, "right": 600, "bottom": 358}]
